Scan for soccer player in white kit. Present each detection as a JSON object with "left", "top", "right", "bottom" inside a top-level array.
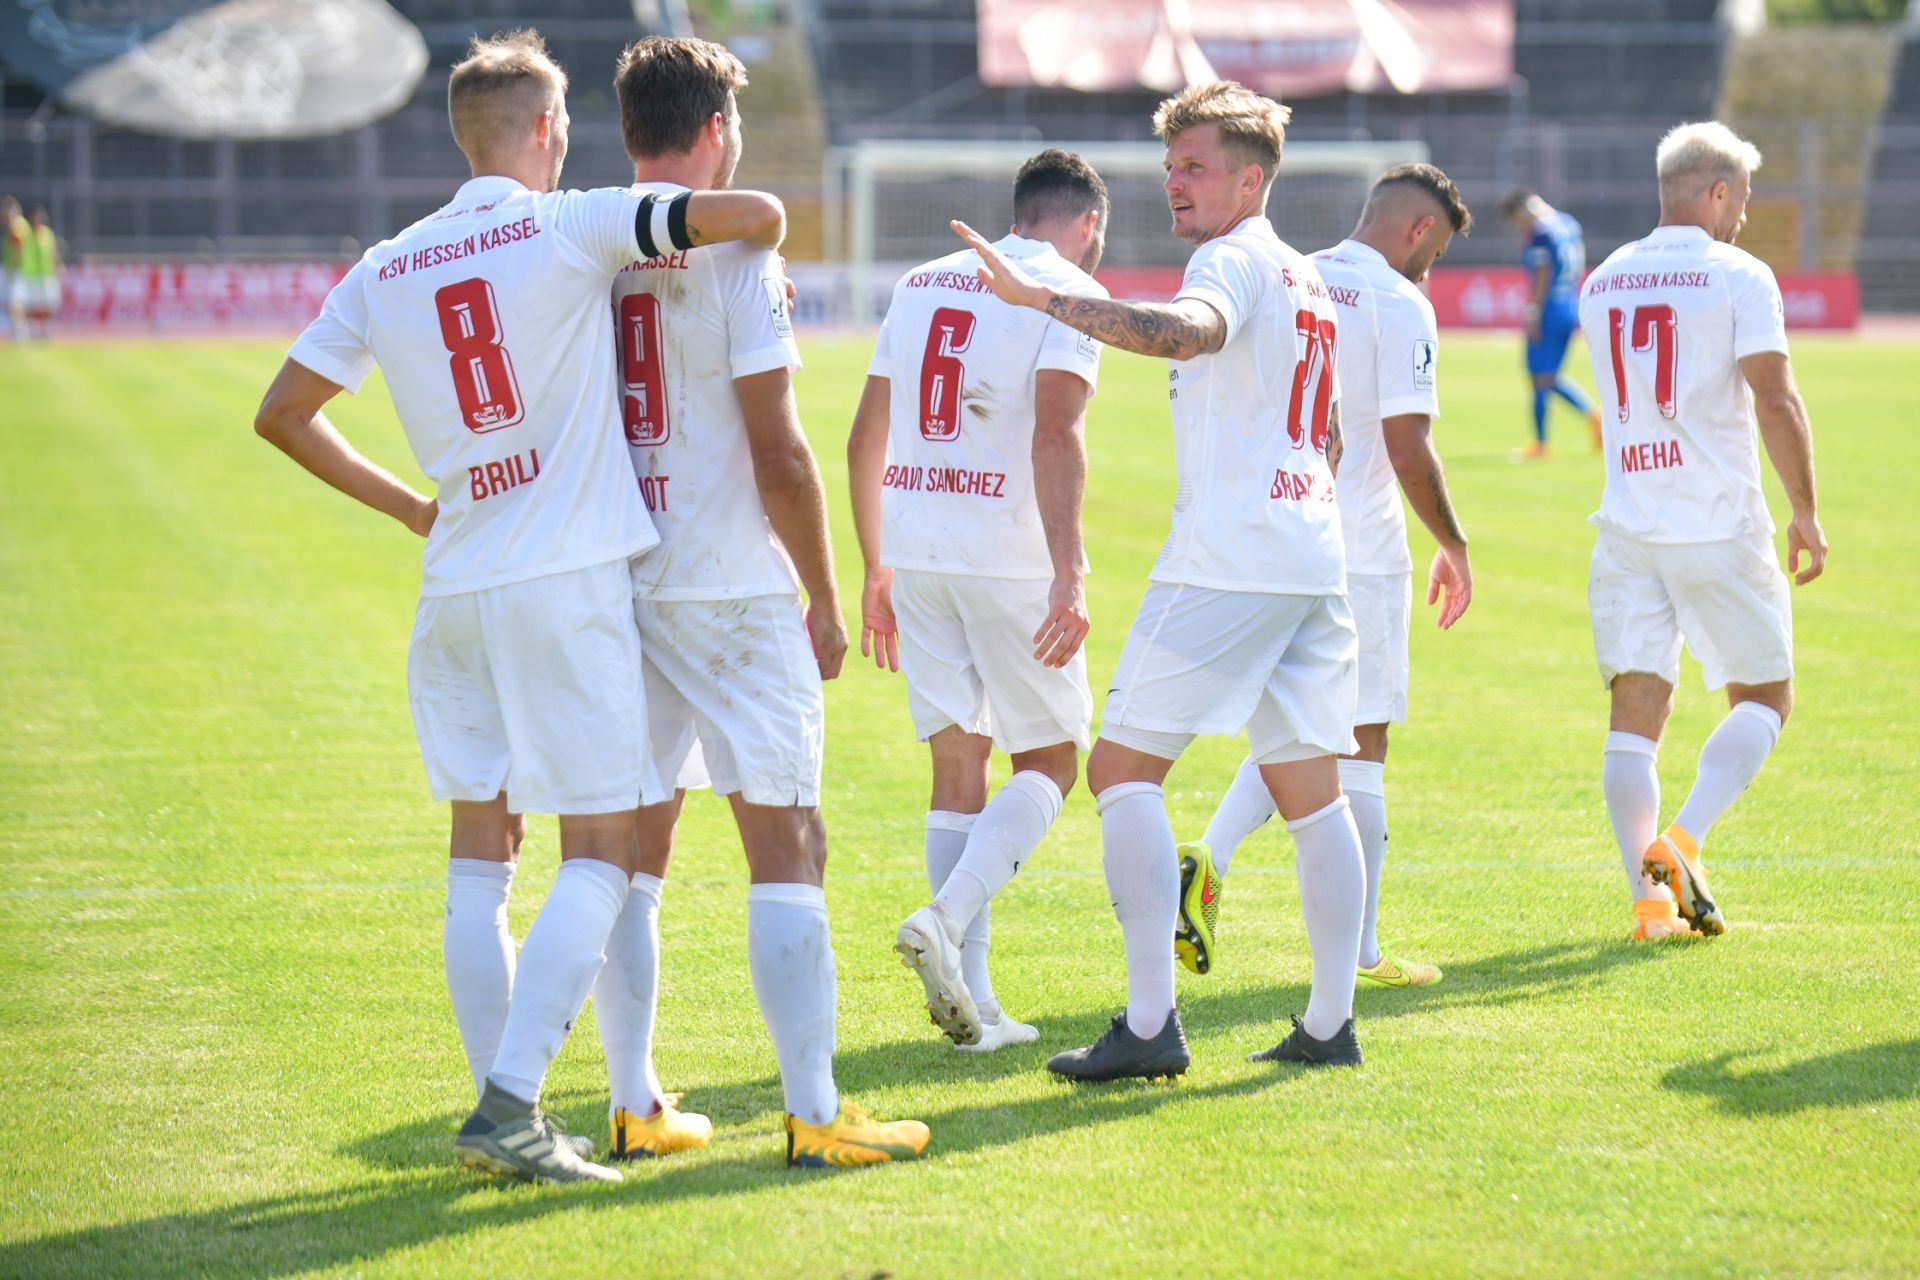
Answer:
[
  {"left": 1577, "top": 122, "right": 1827, "bottom": 942},
  {"left": 594, "top": 37, "right": 928, "bottom": 1169},
  {"left": 849, "top": 149, "right": 1109, "bottom": 1052},
  {"left": 1187, "top": 163, "right": 1475, "bottom": 989},
  {"left": 252, "top": 31, "right": 786, "bottom": 1183},
  {"left": 957, "top": 80, "right": 1369, "bottom": 1077}
]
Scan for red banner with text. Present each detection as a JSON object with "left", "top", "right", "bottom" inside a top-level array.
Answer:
[{"left": 52, "top": 261, "right": 349, "bottom": 331}]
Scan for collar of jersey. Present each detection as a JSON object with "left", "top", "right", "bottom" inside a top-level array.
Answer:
[
  {"left": 1645, "top": 224, "right": 1713, "bottom": 245},
  {"left": 1221, "top": 214, "right": 1277, "bottom": 242},
  {"left": 452, "top": 175, "right": 530, "bottom": 204},
  {"left": 996, "top": 233, "right": 1055, "bottom": 260},
  {"left": 1329, "top": 238, "right": 1390, "bottom": 271},
  {"left": 631, "top": 179, "right": 692, "bottom": 197}
]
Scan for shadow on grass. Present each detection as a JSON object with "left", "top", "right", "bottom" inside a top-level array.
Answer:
[
  {"left": 345, "top": 938, "right": 1651, "bottom": 1173},
  {"left": 1661, "top": 1041, "right": 1920, "bottom": 1116},
  {"left": 1, "top": 1072, "right": 1288, "bottom": 1280}
]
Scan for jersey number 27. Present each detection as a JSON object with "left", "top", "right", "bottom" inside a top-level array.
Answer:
[
  {"left": 435, "top": 278, "right": 525, "bottom": 433},
  {"left": 1287, "top": 309, "right": 1337, "bottom": 454}
]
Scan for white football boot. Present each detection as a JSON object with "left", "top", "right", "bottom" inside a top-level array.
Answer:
[{"left": 895, "top": 905, "right": 982, "bottom": 1045}]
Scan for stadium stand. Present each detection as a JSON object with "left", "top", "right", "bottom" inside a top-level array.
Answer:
[{"left": 1858, "top": 19, "right": 1920, "bottom": 308}]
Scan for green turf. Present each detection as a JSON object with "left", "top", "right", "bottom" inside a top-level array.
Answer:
[{"left": 1, "top": 333, "right": 1915, "bottom": 1278}]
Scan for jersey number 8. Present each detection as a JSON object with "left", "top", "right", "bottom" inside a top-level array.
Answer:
[{"left": 435, "top": 278, "right": 525, "bottom": 433}]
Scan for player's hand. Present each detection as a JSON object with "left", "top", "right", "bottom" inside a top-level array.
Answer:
[
  {"left": 951, "top": 220, "right": 1051, "bottom": 312},
  {"left": 807, "top": 595, "right": 848, "bottom": 681},
  {"left": 1032, "top": 572, "right": 1090, "bottom": 668},
  {"left": 859, "top": 567, "right": 899, "bottom": 673},
  {"left": 1525, "top": 320, "right": 1542, "bottom": 344},
  {"left": 779, "top": 255, "right": 796, "bottom": 314},
  {"left": 405, "top": 496, "right": 437, "bottom": 538},
  {"left": 1787, "top": 509, "right": 1827, "bottom": 585},
  {"left": 1427, "top": 543, "right": 1472, "bottom": 629}
]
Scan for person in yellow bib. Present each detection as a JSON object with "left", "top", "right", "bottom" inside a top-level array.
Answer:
[
  {"left": 14, "top": 207, "right": 60, "bottom": 340},
  {"left": 3, "top": 198, "right": 27, "bottom": 341}
]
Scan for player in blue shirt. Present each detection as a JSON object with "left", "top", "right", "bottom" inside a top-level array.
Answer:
[{"left": 1500, "top": 189, "right": 1600, "bottom": 457}]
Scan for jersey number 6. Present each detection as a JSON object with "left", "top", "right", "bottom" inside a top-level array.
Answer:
[
  {"left": 435, "top": 277, "right": 525, "bottom": 433},
  {"left": 1287, "top": 309, "right": 1337, "bottom": 454},
  {"left": 919, "top": 306, "right": 976, "bottom": 441}
]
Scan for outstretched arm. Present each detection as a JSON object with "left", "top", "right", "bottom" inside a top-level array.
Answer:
[
  {"left": 951, "top": 220, "right": 1225, "bottom": 360},
  {"left": 1382, "top": 413, "right": 1471, "bottom": 628},
  {"left": 254, "top": 358, "right": 435, "bottom": 537},
  {"left": 736, "top": 367, "right": 846, "bottom": 678},
  {"left": 1741, "top": 350, "right": 1826, "bottom": 585},
  {"left": 845, "top": 374, "right": 899, "bottom": 672},
  {"left": 680, "top": 190, "right": 787, "bottom": 251}
]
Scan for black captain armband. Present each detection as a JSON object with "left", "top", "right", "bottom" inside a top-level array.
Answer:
[{"left": 634, "top": 192, "right": 697, "bottom": 260}]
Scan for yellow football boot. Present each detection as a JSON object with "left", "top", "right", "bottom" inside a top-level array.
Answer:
[
  {"left": 1631, "top": 883, "right": 1693, "bottom": 942},
  {"left": 610, "top": 1103, "right": 711, "bottom": 1160},
  {"left": 1642, "top": 825, "right": 1726, "bottom": 936},
  {"left": 1356, "top": 946, "right": 1442, "bottom": 987},
  {"left": 1175, "top": 843, "right": 1223, "bottom": 975},
  {"left": 785, "top": 1100, "right": 929, "bottom": 1169}
]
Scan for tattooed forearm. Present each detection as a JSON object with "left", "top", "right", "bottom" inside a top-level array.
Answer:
[
  {"left": 1043, "top": 294, "right": 1225, "bottom": 360},
  {"left": 1426, "top": 462, "right": 1467, "bottom": 546},
  {"left": 1326, "top": 403, "right": 1344, "bottom": 477}
]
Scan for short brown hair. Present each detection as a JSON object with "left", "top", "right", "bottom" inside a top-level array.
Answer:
[
  {"left": 1375, "top": 163, "right": 1473, "bottom": 234},
  {"left": 1152, "top": 81, "right": 1291, "bottom": 189},
  {"left": 614, "top": 36, "right": 748, "bottom": 160},
  {"left": 1013, "top": 149, "right": 1109, "bottom": 230},
  {"left": 1498, "top": 187, "right": 1535, "bottom": 219},
  {"left": 447, "top": 30, "right": 567, "bottom": 161}
]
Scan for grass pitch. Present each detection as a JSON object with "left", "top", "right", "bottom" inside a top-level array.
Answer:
[{"left": 1, "top": 333, "right": 1916, "bottom": 1278}]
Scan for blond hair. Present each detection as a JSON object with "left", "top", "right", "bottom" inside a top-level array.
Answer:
[
  {"left": 1152, "top": 81, "right": 1291, "bottom": 189},
  {"left": 1656, "top": 121, "right": 1762, "bottom": 202},
  {"left": 448, "top": 30, "right": 568, "bottom": 162}
]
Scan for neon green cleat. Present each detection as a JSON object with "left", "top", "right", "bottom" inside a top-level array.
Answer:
[
  {"left": 1356, "top": 946, "right": 1442, "bottom": 988},
  {"left": 1175, "top": 843, "right": 1223, "bottom": 975}
]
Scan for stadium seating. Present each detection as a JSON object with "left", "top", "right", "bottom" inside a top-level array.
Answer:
[{"left": 1859, "top": 32, "right": 1920, "bottom": 308}]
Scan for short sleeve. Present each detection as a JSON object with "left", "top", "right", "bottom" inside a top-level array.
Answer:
[
  {"left": 867, "top": 312, "right": 894, "bottom": 379},
  {"left": 1036, "top": 279, "right": 1105, "bottom": 393},
  {"left": 1522, "top": 231, "right": 1551, "bottom": 270},
  {"left": 1175, "top": 241, "right": 1262, "bottom": 347},
  {"left": 1374, "top": 291, "right": 1442, "bottom": 422},
  {"left": 555, "top": 187, "right": 644, "bottom": 276},
  {"left": 287, "top": 262, "right": 376, "bottom": 393},
  {"left": 723, "top": 246, "right": 802, "bottom": 380},
  {"left": 1730, "top": 259, "right": 1789, "bottom": 360}
]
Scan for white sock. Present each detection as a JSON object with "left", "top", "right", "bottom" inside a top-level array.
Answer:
[
  {"left": 933, "top": 770, "right": 1062, "bottom": 929},
  {"left": 1603, "top": 731, "right": 1662, "bottom": 900},
  {"left": 486, "top": 857, "right": 630, "bottom": 1105},
  {"left": 1202, "top": 755, "right": 1277, "bottom": 878},
  {"left": 1097, "top": 781, "right": 1179, "bottom": 1040},
  {"left": 1338, "top": 760, "right": 1388, "bottom": 970},
  {"left": 1674, "top": 703, "right": 1782, "bottom": 845},
  {"left": 444, "top": 858, "right": 516, "bottom": 1098},
  {"left": 1290, "top": 797, "right": 1366, "bottom": 1039},
  {"left": 924, "top": 811, "right": 1001, "bottom": 1020},
  {"left": 747, "top": 883, "right": 839, "bottom": 1126},
  {"left": 593, "top": 872, "right": 665, "bottom": 1117}
]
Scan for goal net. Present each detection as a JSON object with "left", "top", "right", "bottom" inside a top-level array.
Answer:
[{"left": 824, "top": 138, "right": 1429, "bottom": 325}]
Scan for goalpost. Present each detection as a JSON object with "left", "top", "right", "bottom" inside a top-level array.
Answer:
[{"left": 823, "top": 138, "right": 1430, "bottom": 325}]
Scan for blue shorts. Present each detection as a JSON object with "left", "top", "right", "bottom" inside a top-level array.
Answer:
[{"left": 1526, "top": 303, "right": 1578, "bottom": 375}]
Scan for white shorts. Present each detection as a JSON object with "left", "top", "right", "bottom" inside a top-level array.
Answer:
[
  {"left": 1101, "top": 583, "right": 1358, "bottom": 764},
  {"left": 1589, "top": 530, "right": 1794, "bottom": 691},
  {"left": 408, "top": 558, "right": 645, "bottom": 814},
  {"left": 13, "top": 277, "right": 58, "bottom": 314},
  {"left": 1350, "top": 570, "right": 1411, "bottom": 726},
  {"left": 635, "top": 594, "right": 825, "bottom": 808},
  {"left": 891, "top": 569, "right": 1093, "bottom": 754}
]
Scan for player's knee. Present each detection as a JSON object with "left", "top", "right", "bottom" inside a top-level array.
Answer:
[
  {"left": 1011, "top": 745, "right": 1078, "bottom": 797},
  {"left": 1732, "top": 681, "right": 1792, "bottom": 725}
]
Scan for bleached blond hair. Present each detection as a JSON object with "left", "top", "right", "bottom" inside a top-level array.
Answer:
[
  {"left": 1656, "top": 122, "right": 1762, "bottom": 202},
  {"left": 1153, "top": 81, "right": 1292, "bottom": 190}
]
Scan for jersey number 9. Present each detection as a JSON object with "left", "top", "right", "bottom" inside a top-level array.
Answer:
[{"left": 617, "top": 293, "right": 671, "bottom": 447}]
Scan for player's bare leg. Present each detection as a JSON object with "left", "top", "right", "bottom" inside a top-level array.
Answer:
[
  {"left": 592, "top": 791, "right": 707, "bottom": 1159},
  {"left": 1245, "top": 755, "right": 1365, "bottom": 1067},
  {"left": 1047, "top": 739, "right": 1191, "bottom": 1081},
  {"left": 457, "top": 809, "right": 636, "bottom": 1182},
  {"left": 909, "top": 728, "right": 1072, "bottom": 1049}
]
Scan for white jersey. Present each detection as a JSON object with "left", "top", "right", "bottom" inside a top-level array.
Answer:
[
  {"left": 614, "top": 181, "right": 802, "bottom": 600},
  {"left": 290, "top": 176, "right": 655, "bottom": 597},
  {"left": 1311, "top": 240, "right": 1440, "bottom": 577},
  {"left": 1578, "top": 224, "right": 1789, "bottom": 544},
  {"left": 1156, "top": 215, "right": 1344, "bottom": 595},
  {"left": 867, "top": 234, "right": 1104, "bottom": 581}
]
